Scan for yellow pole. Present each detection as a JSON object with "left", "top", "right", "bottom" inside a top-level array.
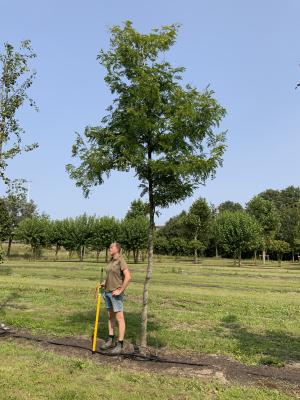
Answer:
[{"left": 92, "top": 285, "right": 101, "bottom": 354}]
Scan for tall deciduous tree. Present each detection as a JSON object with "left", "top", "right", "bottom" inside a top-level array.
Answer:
[
  {"left": 66, "top": 21, "right": 226, "bottom": 347},
  {"left": 0, "top": 40, "right": 38, "bottom": 182}
]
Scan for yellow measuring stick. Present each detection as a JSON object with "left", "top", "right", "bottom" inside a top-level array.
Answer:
[{"left": 92, "top": 284, "right": 101, "bottom": 354}]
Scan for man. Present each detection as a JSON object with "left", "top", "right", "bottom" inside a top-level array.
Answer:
[{"left": 100, "top": 242, "right": 131, "bottom": 354}]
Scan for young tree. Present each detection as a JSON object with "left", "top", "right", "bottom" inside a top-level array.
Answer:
[
  {"left": 185, "top": 198, "right": 212, "bottom": 263},
  {"left": 0, "top": 40, "right": 38, "bottom": 183},
  {"left": 268, "top": 239, "right": 290, "bottom": 266},
  {"left": 66, "top": 22, "right": 226, "bottom": 347},
  {"left": 278, "top": 203, "right": 300, "bottom": 261},
  {"left": 215, "top": 211, "right": 262, "bottom": 266},
  {"left": 121, "top": 216, "right": 148, "bottom": 263},
  {"left": 4, "top": 179, "right": 38, "bottom": 256},
  {"left": 246, "top": 196, "right": 280, "bottom": 264},
  {"left": 47, "top": 220, "right": 66, "bottom": 260},
  {"left": 0, "top": 198, "right": 11, "bottom": 261},
  {"left": 15, "top": 216, "right": 49, "bottom": 259}
]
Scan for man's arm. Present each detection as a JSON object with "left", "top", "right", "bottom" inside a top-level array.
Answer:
[{"left": 112, "top": 268, "right": 131, "bottom": 296}]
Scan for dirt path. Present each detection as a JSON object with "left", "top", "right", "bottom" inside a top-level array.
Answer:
[{"left": 1, "top": 326, "right": 299, "bottom": 396}]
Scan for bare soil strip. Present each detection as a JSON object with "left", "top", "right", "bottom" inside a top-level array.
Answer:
[{"left": 0, "top": 326, "right": 299, "bottom": 395}]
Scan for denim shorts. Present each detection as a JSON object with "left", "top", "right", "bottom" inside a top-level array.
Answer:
[{"left": 103, "top": 291, "right": 124, "bottom": 313}]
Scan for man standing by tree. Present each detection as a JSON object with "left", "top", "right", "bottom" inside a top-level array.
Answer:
[{"left": 67, "top": 21, "right": 226, "bottom": 347}]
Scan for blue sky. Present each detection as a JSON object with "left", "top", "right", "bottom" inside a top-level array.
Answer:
[{"left": 1, "top": 0, "right": 299, "bottom": 223}]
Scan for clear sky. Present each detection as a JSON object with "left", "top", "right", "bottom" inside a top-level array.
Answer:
[{"left": 1, "top": 0, "right": 299, "bottom": 223}]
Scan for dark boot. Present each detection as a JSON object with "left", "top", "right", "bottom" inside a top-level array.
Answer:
[
  {"left": 110, "top": 341, "right": 123, "bottom": 355},
  {"left": 100, "top": 337, "right": 116, "bottom": 350}
]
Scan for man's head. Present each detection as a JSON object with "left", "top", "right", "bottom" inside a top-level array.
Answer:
[{"left": 109, "top": 242, "right": 121, "bottom": 258}]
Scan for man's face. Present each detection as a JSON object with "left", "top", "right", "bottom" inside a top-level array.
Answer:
[{"left": 109, "top": 243, "right": 118, "bottom": 257}]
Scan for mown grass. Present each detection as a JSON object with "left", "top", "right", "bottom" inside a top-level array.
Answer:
[
  {"left": 0, "top": 256, "right": 299, "bottom": 367},
  {"left": 0, "top": 340, "right": 296, "bottom": 400}
]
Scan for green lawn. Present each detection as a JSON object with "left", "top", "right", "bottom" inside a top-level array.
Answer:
[
  {"left": 0, "top": 256, "right": 299, "bottom": 399},
  {"left": 0, "top": 340, "right": 296, "bottom": 400}
]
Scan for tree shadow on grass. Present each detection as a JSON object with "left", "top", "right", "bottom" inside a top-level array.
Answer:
[
  {"left": 220, "top": 314, "right": 300, "bottom": 363},
  {"left": 68, "top": 309, "right": 164, "bottom": 347}
]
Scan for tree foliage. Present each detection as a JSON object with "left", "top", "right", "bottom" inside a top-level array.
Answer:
[{"left": 0, "top": 40, "right": 38, "bottom": 183}]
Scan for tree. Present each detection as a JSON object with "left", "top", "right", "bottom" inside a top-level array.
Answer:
[
  {"left": 246, "top": 196, "right": 280, "bottom": 264},
  {"left": 185, "top": 198, "right": 212, "bottom": 263},
  {"left": 15, "top": 216, "right": 49, "bottom": 259},
  {"left": 258, "top": 186, "right": 300, "bottom": 210},
  {"left": 62, "top": 215, "right": 96, "bottom": 261},
  {"left": 0, "top": 198, "right": 11, "bottom": 261},
  {"left": 218, "top": 201, "right": 243, "bottom": 213},
  {"left": 96, "top": 216, "right": 120, "bottom": 261},
  {"left": 4, "top": 179, "right": 38, "bottom": 256},
  {"left": 121, "top": 216, "right": 148, "bottom": 263},
  {"left": 278, "top": 203, "right": 300, "bottom": 261},
  {"left": 268, "top": 239, "right": 290, "bottom": 266},
  {"left": 215, "top": 211, "right": 262, "bottom": 266},
  {"left": 0, "top": 40, "right": 38, "bottom": 183},
  {"left": 125, "top": 199, "right": 149, "bottom": 219},
  {"left": 47, "top": 220, "right": 66, "bottom": 260},
  {"left": 158, "top": 211, "right": 189, "bottom": 240},
  {"left": 66, "top": 21, "right": 226, "bottom": 347}
]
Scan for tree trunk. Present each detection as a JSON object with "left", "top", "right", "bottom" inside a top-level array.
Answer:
[
  {"left": 6, "top": 236, "right": 13, "bottom": 257},
  {"left": 262, "top": 248, "right": 266, "bottom": 265},
  {"left": 80, "top": 245, "right": 85, "bottom": 262},
  {"left": 238, "top": 250, "right": 241, "bottom": 267},
  {"left": 292, "top": 250, "right": 294, "bottom": 262},
  {"left": 55, "top": 244, "right": 59, "bottom": 261},
  {"left": 96, "top": 249, "right": 100, "bottom": 262},
  {"left": 254, "top": 250, "right": 257, "bottom": 265},
  {"left": 194, "top": 247, "right": 198, "bottom": 264},
  {"left": 215, "top": 245, "right": 218, "bottom": 258},
  {"left": 140, "top": 177, "right": 154, "bottom": 349},
  {"left": 133, "top": 249, "right": 139, "bottom": 264}
]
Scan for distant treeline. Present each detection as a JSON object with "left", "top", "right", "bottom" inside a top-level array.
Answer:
[{"left": 1, "top": 183, "right": 300, "bottom": 264}]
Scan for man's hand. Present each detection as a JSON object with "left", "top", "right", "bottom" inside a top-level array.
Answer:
[{"left": 112, "top": 288, "right": 123, "bottom": 296}]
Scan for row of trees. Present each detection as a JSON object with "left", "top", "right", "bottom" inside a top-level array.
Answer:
[
  {"left": 2, "top": 184, "right": 299, "bottom": 266},
  {"left": 0, "top": 196, "right": 149, "bottom": 262},
  {"left": 156, "top": 186, "right": 300, "bottom": 265}
]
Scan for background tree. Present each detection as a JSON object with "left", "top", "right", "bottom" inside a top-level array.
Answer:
[
  {"left": 0, "top": 40, "right": 38, "bottom": 183},
  {"left": 268, "top": 239, "right": 290, "bottom": 266},
  {"left": 158, "top": 211, "right": 189, "bottom": 240},
  {"left": 215, "top": 211, "right": 262, "bottom": 266},
  {"left": 246, "top": 196, "right": 279, "bottom": 264},
  {"left": 125, "top": 199, "right": 149, "bottom": 219},
  {"left": 185, "top": 198, "right": 212, "bottom": 263},
  {"left": 120, "top": 216, "right": 148, "bottom": 263},
  {"left": 0, "top": 198, "right": 11, "bottom": 261},
  {"left": 66, "top": 21, "right": 226, "bottom": 347},
  {"left": 96, "top": 216, "right": 120, "bottom": 261},
  {"left": 15, "top": 216, "right": 49, "bottom": 259},
  {"left": 47, "top": 220, "right": 66, "bottom": 260},
  {"left": 218, "top": 200, "right": 243, "bottom": 213},
  {"left": 277, "top": 202, "right": 300, "bottom": 261},
  {"left": 4, "top": 179, "right": 38, "bottom": 256}
]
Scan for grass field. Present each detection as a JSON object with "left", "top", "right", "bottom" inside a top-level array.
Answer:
[{"left": 0, "top": 254, "right": 299, "bottom": 399}]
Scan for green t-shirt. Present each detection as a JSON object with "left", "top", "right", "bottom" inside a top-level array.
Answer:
[{"left": 105, "top": 255, "right": 128, "bottom": 292}]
